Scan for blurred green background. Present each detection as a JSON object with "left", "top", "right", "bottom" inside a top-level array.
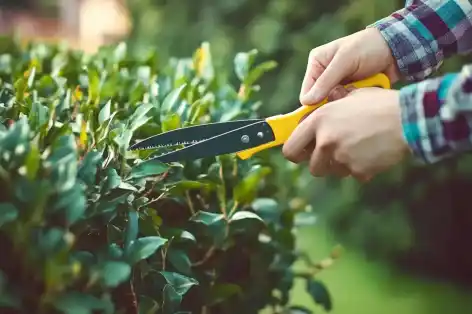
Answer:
[{"left": 126, "top": 0, "right": 472, "bottom": 313}]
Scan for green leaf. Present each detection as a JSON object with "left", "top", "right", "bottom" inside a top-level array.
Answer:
[
  {"left": 0, "top": 203, "right": 18, "bottom": 227},
  {"left": 129, "top": 103, "right": 153, "bottom": 132},
  {"left": 190, "top": 211, "right": 224, "bottom": 226},
  {"left": 306, "top": 279, "right": 332, "bottom": 311},
  {"left": 88, "top": 67, "right": 100, "bottom": 103},
  {"left": 161, "top": 113, "right": 181, "bottom": 132},
  {"left": 125, "top": 236, "right": 168, "bottom": 264},
  {"left": 138, "top": 295, "right": 160, "bottom": 314},
  {"left": 102, "top": 168, "right": 121, "bottom": 192},
  {"left": 206, "top": 283, "right": 242, "bottom": 305},
  {"left": 167, "top": 180, "right": 214, "bottom": 195},
  {"left": 54, "top": 292, "right": 109, "bottom": 314},
  {"left": 161, "top": 84, "right": 186, "bottom": 113},
  {"left": 98, "top": 100, "right": 111, "bottom": 124},
  {"left": 24, "top": 145, "right": 40, "bottom": 180},
  {"left": 162, "top": 284, "right": 182, "bottom": 314},
  {"left": 97, "top": 261, "right": 131, "bottom": 288},
  {"left": 245, "top": 60, "right": 277, "bottom": 86},
  {"left": 78, "top": 151, "right": 102, "bottom": 185},
  {"left": 159, "top": 271, "right": 198, "bottom": 296},
  {"left": 124, "top": 211, "right": 139, "bottom": 250},
  {"left": 167, "top": 249, "right": 192, "bottom": 275},
  {"left": 229, "top": 211, "right": 264, "bottom": 234},
  {"left": 233, "top": 49, "right": 257, "bottom": 81},
  {"left": 127, "top": 159, "right": 169, "bottom": 180},
  {"left": 233, "top": 165, "right": 271, "bottom": 203},
  {"left": 251, "top": 198, "right": 281, "bottom": 224}
]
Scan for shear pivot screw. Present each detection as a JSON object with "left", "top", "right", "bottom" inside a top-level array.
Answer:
[
  {"left": 241, "top": 135, "right": 250, "bottom": 143},
  {"left": 257, "top": 132, "right": 263, "bottom": 138}
]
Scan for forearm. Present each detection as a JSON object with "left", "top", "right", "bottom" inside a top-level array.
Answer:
[
  {"left": 369, "top": 0, "right": 472, "bottom": 81},
  {"left": 400, "top": 64, "right": 472, "bottom": 163}
]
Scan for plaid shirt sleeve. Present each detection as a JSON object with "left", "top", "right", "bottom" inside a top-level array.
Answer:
[{"left": 369, "top": 0, "right": 472, "bottom": 164}]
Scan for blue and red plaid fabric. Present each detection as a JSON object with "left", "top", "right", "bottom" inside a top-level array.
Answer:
[{"left": 369, "top": 0, "right": 472, "bottom": 163}]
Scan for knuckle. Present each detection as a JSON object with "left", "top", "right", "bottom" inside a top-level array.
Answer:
[{"left": 282, "top": 145, "right": 298, "bottom": 163}]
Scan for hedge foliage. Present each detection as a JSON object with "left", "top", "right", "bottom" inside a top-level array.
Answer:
[{"left": 0, "top": 37, "right": 339, "bottom": 314}]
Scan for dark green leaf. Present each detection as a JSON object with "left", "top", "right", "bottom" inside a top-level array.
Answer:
[
  {"left": 138, "top": 295, "right": 160, "bottom": 314},
  {"left": 102, "top": 168, "right": 121, "bottom": 192},
  {"left": 190, "top": 211, "right": 224, "bottom": 226},
  {"left": 161, "top": 284, "right": 182, "bottom": 314},
  {"left": 206, "top": 283, "right": 242, "bottom": 305},
  {"left": 0, "top": 203, "right": 18, "bottom": 227},
  {"left": 78, "top": 151, "right": 102, "bottom": 185},
  {"left": 127, "top": 159, "right": 169, "bottom": 180},
  {"left": 54, "top": 292, "right": 109, "bottom": 314},
  {"left": 167, "top": 249, "right": 192, "bottom": 275},
  {"left": 306, "top": 279, "right": 332, "bottom": 311},
  {"left": 124, "top": 211, "right": 139, "bottom": 250},
  {"left": 159, "top": 271, "right": 198, "bottom": 296},
  {"left": 125, "top": 236, "right": 168, "bottom": 264}
]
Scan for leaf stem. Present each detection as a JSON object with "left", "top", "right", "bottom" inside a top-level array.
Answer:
[{"left": 185, "top": 191, "right": 196, "bottom": 215}]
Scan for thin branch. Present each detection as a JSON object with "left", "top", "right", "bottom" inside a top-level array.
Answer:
[{"left": 192, "top": 246, "right": 216, "bottom": 267}]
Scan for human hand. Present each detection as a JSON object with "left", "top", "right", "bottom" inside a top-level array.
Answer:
[
  {"left": 300, "top": 28, "right": 399, "bottom": 106},
  {"left": 282, "top": 87, "right": 411, "bottom": 182}
]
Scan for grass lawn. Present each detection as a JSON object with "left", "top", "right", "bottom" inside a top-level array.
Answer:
[{"left": 288, "top": 225, "right": 472, "bottom": 314}]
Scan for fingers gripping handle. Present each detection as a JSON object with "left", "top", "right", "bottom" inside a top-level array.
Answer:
[{"left": 236, "top": 73, "right": 391, "bottom": 160}]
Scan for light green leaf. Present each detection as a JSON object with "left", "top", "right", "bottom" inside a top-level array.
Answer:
[
  {"left": 127, "top": 159, "right": 169, "bottom": 180},
  {"left": 251, "top": 198, "right": 280, "bottom": 224},
  {"left": 24, "top": 145, "right": 40, "bottom": 180},
  {"left": 125, "top": 236, "right": 168, "bottom": 264},
  {"left": 0, "top": 203, "right": 18, "bottom": 227},
  {"left": 233, "top": 49, "right": 257, "bottom": 81},
  {"left": 161, "top": 113, "right": 181, "bottom": 132},
  {"left": 161, "top": 84, "right": 186, "bottom": 113},
  {"left": 97, "top": 261, "right": 131, "bottom": 288},
  {"left": 233, "top": 166, "right": 271, "bottom": 203},
  {"left": 98, "top": 100, "right": 111, "bottom": 124},
  {"left": 245, "top": 60, "right": 277, "bottom": 86},
  {"left": 129, "top": 103, "right": 153, "bottom": 132}
]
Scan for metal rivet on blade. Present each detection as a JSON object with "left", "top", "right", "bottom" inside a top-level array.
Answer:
[
  {"left": 241, "top": 135, "right": 250, "bottom": 143},
  {"left": 257, "top": 132, "right": 263, "bottom": 138}
]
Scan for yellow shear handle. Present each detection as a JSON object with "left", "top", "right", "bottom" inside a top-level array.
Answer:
[{"left": 236, "top": 72, "right": 391, "bottom": 160}]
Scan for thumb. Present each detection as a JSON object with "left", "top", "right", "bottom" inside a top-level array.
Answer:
[{"left": 300, "top": 51, "right": 354, "bottom": 105}]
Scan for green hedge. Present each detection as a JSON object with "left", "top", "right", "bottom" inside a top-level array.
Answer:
[{"left": 0, "top": 37, "right": 338, "bottom": 314}]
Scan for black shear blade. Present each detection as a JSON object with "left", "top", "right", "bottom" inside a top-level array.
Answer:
[
  {"left": 149, "top": 120, "right": 275, "bottom": 163},
  {"left": 129, "top": 119, "right": 263, "bottom": 151}
]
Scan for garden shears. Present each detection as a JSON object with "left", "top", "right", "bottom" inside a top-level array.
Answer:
[{"left": 128, "top": 73, "right": 391, "bottom": 163}]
